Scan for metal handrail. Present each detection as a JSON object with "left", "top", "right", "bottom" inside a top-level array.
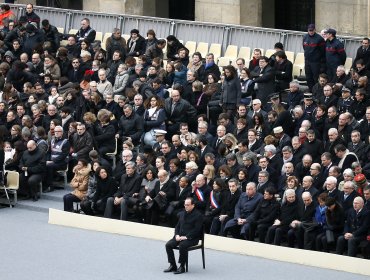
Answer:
[{"left": 7, "top": 3, "right": 364, "bottom": 58}]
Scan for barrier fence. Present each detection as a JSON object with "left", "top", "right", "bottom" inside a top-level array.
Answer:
[{"left": 8, "top": 4, "right": 364, "bottom": 59}]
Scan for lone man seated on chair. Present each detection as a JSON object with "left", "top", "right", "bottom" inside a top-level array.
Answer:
[{"left": 164, "top": 197, "right": 203, "bottom": 274}]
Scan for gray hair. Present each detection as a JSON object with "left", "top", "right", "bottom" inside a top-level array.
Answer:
[
  {"left": 326, "top": 176, "right": 337, "bottom": 185},
  {"left": 264, "top": 144, "right": 276, "bottom": 155},
  {"left": 342, "top": 168, "right": 354, "bottom": 178},
  {"left": 125, "top": 161, "right": 136, "bottom": 169}
]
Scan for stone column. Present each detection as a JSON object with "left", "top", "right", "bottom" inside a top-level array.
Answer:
[
  {"left": 195, "top": 0, "right": 241, "bottom": 25},
  {"left": 315, "top": 0, "right": 369, "bottom": 36}
]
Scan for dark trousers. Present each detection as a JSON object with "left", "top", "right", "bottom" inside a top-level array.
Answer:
[
  {"left": 63, "top": 193, "right": 81, "bottom": 212},
  {"left": 165, "top": 237, "right": 199, "bottom": 266},
  {"left": 305, "top": 61, "right": 321, "bottom": 91},
  {"left": 104, "top": 197, "right": 137, "bottom": 220},
  {"left": 266, "top": 225, "right": 289, "bottom": 245},
  {"left": 210, "top": 216, "right": 231, "bottom": 236},
  {"left": 80, "top": 198, "right": 107, "bottom": 216},
  {"left": 287, "top": 226, "right": 304, "bottom": 248},
  {"left": 336, "top": 235, "right": 364, "bottom": 257},
  {"left": 249, "top": 222, "right": 270, "bottom": 243},
  {"left": 45, "top": 162, "right": 67, "bottom": 187},
  {"left": 19, "top": 173, "right": 42, "bottom": 197}
]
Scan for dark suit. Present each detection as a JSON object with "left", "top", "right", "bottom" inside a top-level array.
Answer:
[
  {"left": 338, "top": 191, "right": 358, "bottom": 216},
  {"left": 166, "top": 185, "right": 191, "bottom": 227},
  {"left": 147, "top": 179, "right": 176, "bottom": 225},
  {"left": 352, "top": 46, "right": 370, "bottom": 70},
  {"left": 196, "top": 145, "right": 214, "bottom": 171},
  {"left": 287, "top": 201, "right": 316, "bottom": 249},
  {"left": 336, "top": 208, "right": 370, "bottom": 256},
  {"left": 251, "top": 65, "right": 275, "bottom": 104},
  {"left": 210, "top": 189, "right": 242, "bottom": 235},
  {"left": 326, "top": 188, "right": 342, "bottom": 201},
  {"left": 165, "top": 207, "right": 203, "bottom": 266}
]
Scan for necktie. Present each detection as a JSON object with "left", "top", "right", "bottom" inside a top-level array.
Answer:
[
  {"left": 325, "top": 97, "right": 329, "bottom": 103},
  {"left": 171, "top": 102, "right": 176, "bottom": 115}
]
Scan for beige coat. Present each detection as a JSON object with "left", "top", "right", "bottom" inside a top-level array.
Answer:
[{"left": 70, "top": 165, "right": 90, "bottom": 200}]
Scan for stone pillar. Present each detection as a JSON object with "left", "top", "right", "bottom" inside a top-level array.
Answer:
[
  {"left": 195, "top": 0, "right": 241, "bottom": 25},
  {"left": 315, "top": 0, "right": 369, "bottom": 36},
  {"left": 241, "top": 0, "right": 263, "bottom": 27},
  {"left": 82, "top": 0, "right": 157, "bottom": 16}
]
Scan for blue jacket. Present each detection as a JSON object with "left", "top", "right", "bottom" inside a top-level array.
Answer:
[
  {"left": 303, "top": 32, "right": 326, "bottom": 63},
  {"left": 233, "top": 192, "right": 263, "bottom": 219},
  {"left": 326, "top": 37, "right": 346, "bottom": 67}
]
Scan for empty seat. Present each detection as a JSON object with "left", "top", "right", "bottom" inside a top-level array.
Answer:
[
  {"left": 292, "top": 52, "right": 305, "bottom": 78},
  {"left": 265, "top": 49, "right": 275, "bottom": 58},
  {"left": 68, "top": 28, "right": 78, "bottom": 36},
  {"left": 223, "top": 45, "right": 238, "bottom": 60},
  {"left": 95, "top": 31, "right": 103, "bottom": 42},
  {"left": 102, "top": 32, "right": 112, "bottom": 50},
  {"left": 292, "top": 65, "right": 305, "bottom": 78},
  {"left": 217, "top": 57, "right": 231, "bottom": 67},
  {"left": 344, "top": 57, "right": 353, "bottom": 74},
  {"left": 238, "top": 46, "right": 251, "bottom": 61},
  {"left": 294, "top": 52, "right": 304, "bottom": 65},
  {"left": 122, "top": 34, "right": 130, "bottom": 42},
  {"left": 185, "top": 41, "right": 197, "bottom": 56},
  {"left": 285, "top": 51, "right": 295, "bottom": 63},
  {"left": 0, "top": 171, "right": 19, "bottom": 207},
  {"left": 209, "top": 43, "right": 221, "bottom": 61},
  {"left": 196, "top": 42, "right": 209, "bottom": 58},
  {"left": 106, "top": 138, "right": 118, "bottom": 170},
  {"left": 57, "top": 27, "right": 64, "bottom": 34}
]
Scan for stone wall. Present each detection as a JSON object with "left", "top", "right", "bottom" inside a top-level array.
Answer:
[
  {"left": 195, "top": 0, "right": 241, "bottom": 25},
  {"left": 315, "top": 0, "right": 369, "bottom": 36}
]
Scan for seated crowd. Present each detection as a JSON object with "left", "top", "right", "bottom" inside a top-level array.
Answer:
[{"left": 0, "top": 4, "right": 370, "bottom": 258}]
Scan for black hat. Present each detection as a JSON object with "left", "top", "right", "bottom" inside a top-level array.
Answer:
[
  {"left": 130, "top": 29, "right": 139, "bottom": 35},
  {"left": 304, "top": 93, "right": 313, "bottom": 99},
  {"left": 325, "top": 28, "right": 336, "bottom": 36},
  {"left": 307, "top": 24, "right": 315, "bottom": 30}
]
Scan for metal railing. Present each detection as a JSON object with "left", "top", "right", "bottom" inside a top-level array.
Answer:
[{"left": 9, "top": 3, "right": 364, "bottom": 59}]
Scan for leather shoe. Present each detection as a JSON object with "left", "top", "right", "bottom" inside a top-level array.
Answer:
[
  {"left": 32, "top": 195, "right": 38, "bottom": 202},
  {"left": 174, "top": 266, "right": 185, "bottom": 274},
  {"left": 163, "top": 264, "right": 177, "bottom": 273}
]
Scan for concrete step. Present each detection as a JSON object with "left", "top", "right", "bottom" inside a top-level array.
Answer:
[{"left": 0, "top": 185, "right": 73, "bottom": 213}]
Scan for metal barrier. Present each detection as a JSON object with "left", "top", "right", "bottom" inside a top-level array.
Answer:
[{"left": 8, "top": 4, "right": 364, "bottom": 59}]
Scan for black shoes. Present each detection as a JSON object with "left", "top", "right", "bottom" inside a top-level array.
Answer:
[
  {"left": 174, "top": 266, "right": 186, "bottom": 274},
  {"left": 32, "top": 195, "right": 38, "bottom": 202},
  {"left": 163, "top": 264, "right": 177, "bottom": 273}
]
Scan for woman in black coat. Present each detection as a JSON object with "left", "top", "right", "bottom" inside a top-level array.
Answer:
[
  {"left": 315, "top": 197, "right": 345, "bottom": 252},
  {"left": 94, "top": 109, "right": 116, "bottom": 156},
  {"left": 221, "top": 65, "right": 241, "bottom": 117},
  {"left": 80, "top": 166, "right": 118, "bottom": 216}
]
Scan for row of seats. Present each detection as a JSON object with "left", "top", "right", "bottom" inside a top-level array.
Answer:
[{"left": 58, "top": 27, "right": 353, "bottom": 78}]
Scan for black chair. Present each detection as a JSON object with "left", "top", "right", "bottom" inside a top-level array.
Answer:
[{"left": 175, "top": 226, "right": 205, "bottom": 272}]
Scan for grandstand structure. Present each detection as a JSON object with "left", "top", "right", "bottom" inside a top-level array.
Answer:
[
  {"left": 1, "top": 3, "right": 370, "bottom": 266},
  {"left": 8, "top": 3, "right": 363, "bottom": 77}
]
